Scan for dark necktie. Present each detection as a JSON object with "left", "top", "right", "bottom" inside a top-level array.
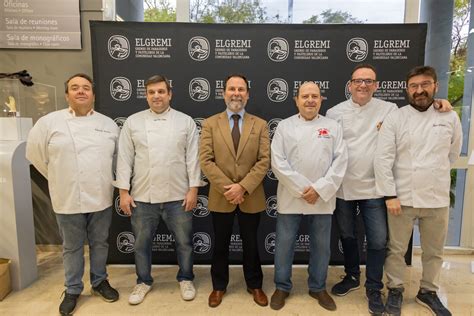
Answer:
[{"left": 231, "top": 114, "right": 240, "bottom": 152}]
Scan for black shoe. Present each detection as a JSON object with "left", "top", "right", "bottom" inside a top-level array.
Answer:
[
  {"left": 59, "top": 291, "right": 79, "bottom": 316},
  {"left": 91, "top": 279, "right": 119, "bottom": 302},
  {"left": 416, "top": 289, "right": 452, "bottom": 316},
  {"left": 366, "top": 289, "right": 384, "bottom": 315},
  {"left": 384, "top": 288, "right": 403, "bottom": 316},
  {"left": 331, "top": 275, "right": 360, "bottom": 296}
]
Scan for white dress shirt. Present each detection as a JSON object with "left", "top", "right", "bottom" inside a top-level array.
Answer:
[
  {"left": 326, "top": 97, "right": 397, "bottom": 200},
  {"left": 26, "top": 109, "right": 119, "bottom": 214},
  {"left": 271, "top": 114, "right": 348, "bottom": 214},
  {"left": 374, "top": 105, "right": 462, "bottom": 208},
  {"left": 114, "top": 108, "right": 203, "bottom": 203}
]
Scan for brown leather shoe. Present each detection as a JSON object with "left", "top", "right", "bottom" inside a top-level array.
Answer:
[
  {"left": 270, "top": 289, "right": 290, "bottom": 310},
  {"left": 247, "top": 288, "right": 268, "bottom": 306},
  {"left": 309, "top": 290, "right": 337, "bottom": 311},
  {"left": 208, "top": 290, "right": 226, "bottom": 308}
]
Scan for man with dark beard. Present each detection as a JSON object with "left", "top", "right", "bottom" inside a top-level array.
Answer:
[
  {"left": 374, "top": 66, "right": 462, "bottom": 316},
  {"left": 200, "top": 74, "right": 270, "bottom": 308}
]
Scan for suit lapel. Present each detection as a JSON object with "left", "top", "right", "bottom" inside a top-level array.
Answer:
[
  {"left": 217, "top": 111, "right": 236, "bottom": 158},
  {"left": 236, "top": 113, "right": 254, "bottom": 160}
]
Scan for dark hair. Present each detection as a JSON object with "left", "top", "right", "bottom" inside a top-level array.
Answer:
[
  {"left": 65, "top": 73, "right": 94, "bottom": 93},
  {"left": 351, "top": 63, "right": 377, "bottom": 79},
  {"left": 224, "top": 74, "right": 250, "bottom": 91},
  {"left": 406, "top": 65, "right": 437, "bottom": 83},
  {"left": 145, "top": 75, "right": 172, "bottom": 92},
  {"left": 295, "top": 81, "right": 320, "bottom": 97}
]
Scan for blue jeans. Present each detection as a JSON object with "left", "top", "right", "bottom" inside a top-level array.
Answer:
[
  {"left": 131, "top": 201, "right": 194, "bottom": 285},
  {"left": 333, "top": 198, "right": 387, "bottom": 290},
  {"left": 55, "top": 207, "right": 112, "bottom": 295},
  {"left": 274, "top": 213, "right": 332, "bottom": 293}
]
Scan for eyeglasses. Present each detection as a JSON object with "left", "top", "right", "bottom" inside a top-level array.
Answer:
[
  {"left": 408, "top": 81, "right": 435, "bottom": 90},
  {"left": 350, "top": 79, "right": 376, "bottom": 86}
]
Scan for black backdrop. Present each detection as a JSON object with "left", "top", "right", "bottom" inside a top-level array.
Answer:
[{"left": 90, "top": 22, "right": 424, "bottom": 265}]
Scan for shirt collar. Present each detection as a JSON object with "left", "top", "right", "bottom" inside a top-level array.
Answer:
[
  {"left": 297, "top": 114, "right": 319, "bottom": 122},
  {"left": 68, "top": 107, "right": 94, "bottom": 117},
  {"left": 226, "top": 108, "right": 245, "bottom": 120}
]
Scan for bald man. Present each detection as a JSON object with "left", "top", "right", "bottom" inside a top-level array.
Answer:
[{"left": 269, "top": 82, "right": 348, "bottom": 311}]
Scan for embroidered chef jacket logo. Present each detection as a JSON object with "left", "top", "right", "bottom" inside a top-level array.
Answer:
[
  {"left": 317, "top": 128, "right": 330, "bottom": 138},
  {"left": 376, "top": 121, "right": 383, "bottom": 131}
]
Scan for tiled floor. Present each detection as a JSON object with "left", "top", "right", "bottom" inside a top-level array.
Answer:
[{"left": 1, "top": 250, "right": 473, "bottom": 315}]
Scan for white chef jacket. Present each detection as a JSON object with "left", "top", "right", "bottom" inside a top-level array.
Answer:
[
  {"left": 26, "top": 109, "right": 119, "bottom": 214},
  {"left": 326, "top": 97, "right": 397, "bottom": 200},
  {"left": 114, "top": 108, "right": 203, "bottom": 203},
  {"left": 271, "top": 114, "right": 348, "bottom": 214},
  {"left": 374, "top": 105, "right": 462, "bottom": 208}
]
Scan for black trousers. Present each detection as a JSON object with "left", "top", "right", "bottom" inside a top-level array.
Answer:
[{"left": 210, "top": 207, "right": 263, "bottom": 290}]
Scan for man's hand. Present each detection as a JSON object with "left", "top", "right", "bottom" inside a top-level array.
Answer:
[
  {"left": 386, "top": 198, "right": 402, "bottom": 216},
  {"left": 301, "top": 186, "right": 319, "bottom": 205},
  {"left": 223, "top": 183, "right": 246, "bottom": 205},
  {"left": 182, "top": 187, "right": 198, "bottom": 211},
  {"left": 434, "top": 99, "right": 452, "bottom": 112},
  {"left": 119, "top": 189, "right": 136, "bottom": 216}
]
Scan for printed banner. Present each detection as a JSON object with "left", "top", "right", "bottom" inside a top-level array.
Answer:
[{"left": 90, "top": 22, "right": 424, "bottom": 264}]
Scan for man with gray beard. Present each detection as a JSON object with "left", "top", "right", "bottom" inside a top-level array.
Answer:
[{"left": 200, "top": 74, "right": 270, "bottom": 308}]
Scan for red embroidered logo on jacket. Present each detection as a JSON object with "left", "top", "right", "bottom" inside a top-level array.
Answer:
[{"left": 317, "top": 128, "right": 330, "bottom": 138}]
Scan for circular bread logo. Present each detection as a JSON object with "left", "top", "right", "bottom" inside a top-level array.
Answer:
[
  {"left": 114, "top": 195, "right": 127, "bottom": 217},
  {"left": 193, "top": 232, "right": 211, "bottom": 254},
  {"left": 267, "top": 78, "right": 288, "bottom": 102},
  {"left": 265, "top": 195, "right": 278, "bottom": 218},
  {"left": 267, "top": 169, "right": 277, "bottom": 181},
  {"left": 193, "top": 195, "right": 210, "bottom": 217},
  {"left": 268, "top": 37, "right": 289, "bottom": 62},
  {"left": 108, "top": 35, "right": 130, "bottom": 60},
  {"left": 346, "top": 37, "right": 368, "bottom": 62},
  {"left": 267, "top": 118, "right": 281, "bottom": 140},
  {"left": 189, "top": 78, "right": 210, "bottom": 102},
  {"left": 265, "top": 233, "right": 276, "bottom": 254},
  {"left": 345, "top": 80, "right": 352, "bottom": 100},
  {"left": 188, "top": 36, "right": 210, "bottom": 61},
  {"left": 117, "top": 231, "right": 135, "bottom": 253},
  {"left": 110, "top": 77, "right": 132, "bottom": 101},
  {"left": 193, "top": 117, "right": 205, "bottom": 135}
]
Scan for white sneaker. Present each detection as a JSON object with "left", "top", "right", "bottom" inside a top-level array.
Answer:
[
  {"left": 128, "top": 283, "right": 152, "bottom": 305},
  {"left": 179, "top": 280, "right": 196, "bottom": 301}
]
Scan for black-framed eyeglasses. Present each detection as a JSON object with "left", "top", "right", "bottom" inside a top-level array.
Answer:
[
  {"left": 407, "top": 81, "right": 435, "bottom": 90},
  {"left": 350, "top": 79, "right": 376, "bottom": 86}
]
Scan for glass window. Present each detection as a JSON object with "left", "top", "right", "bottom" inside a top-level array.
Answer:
[
  {"left": 188, "top": 0, "right": 405, "bottom": 23},
  {"left": 144, "top": 0, "right": 177, "bottom": 22}
]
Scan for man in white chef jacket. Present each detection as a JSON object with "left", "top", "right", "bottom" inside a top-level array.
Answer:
[
  {"left": 375, "top": 66, "right": 462, "bottom": 316},
  {"left": 325, "top": 63, "right": 398, "bottom": 314},
  {"left": 26, "top": 73, "right": 120, "bottom": 316},
  {"left": 114, "top": 75, "right": 202, "bottom": 305},
  {"left": 269, "top": 82, "right": 348, "bottom": 312}
]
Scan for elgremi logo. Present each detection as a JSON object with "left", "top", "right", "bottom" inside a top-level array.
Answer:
[
  {"left": 188, "top": 36, "right": 210, "bottom": 61},
  {"left": 189, "top": 78, "right": 210, "bottom": 102},
  {"left": 193, "top": 195, "right": 210, "bottom": 218},
  {"left": 265, "top": 232, "right": 276, "bottom": 254},
  {"left": 268, "top": 37, "right": 289, "bottom": 62},
  {"left": 117, "top": 231, "right": 135, "bottom": 253},
  {"left": 265, "top": 195, "right": 278, "bottom": 218},
  {"left": 108, "top": 35, "right": 130, "bottom": 60},
  {"left": 110, "top": 77, "right": 132, "bottom": 101},
  {"left": 267, "top": 169, "right": 277, "bottom": 181},
  {"left": 267, "top": 78, "right": 288, "bottom": 102},
  {"left": 193, "top": 232, "right": 211, "bottom": 254},
  {"left": 346, "top": 37, "right": 368, "bottom": 62}
]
